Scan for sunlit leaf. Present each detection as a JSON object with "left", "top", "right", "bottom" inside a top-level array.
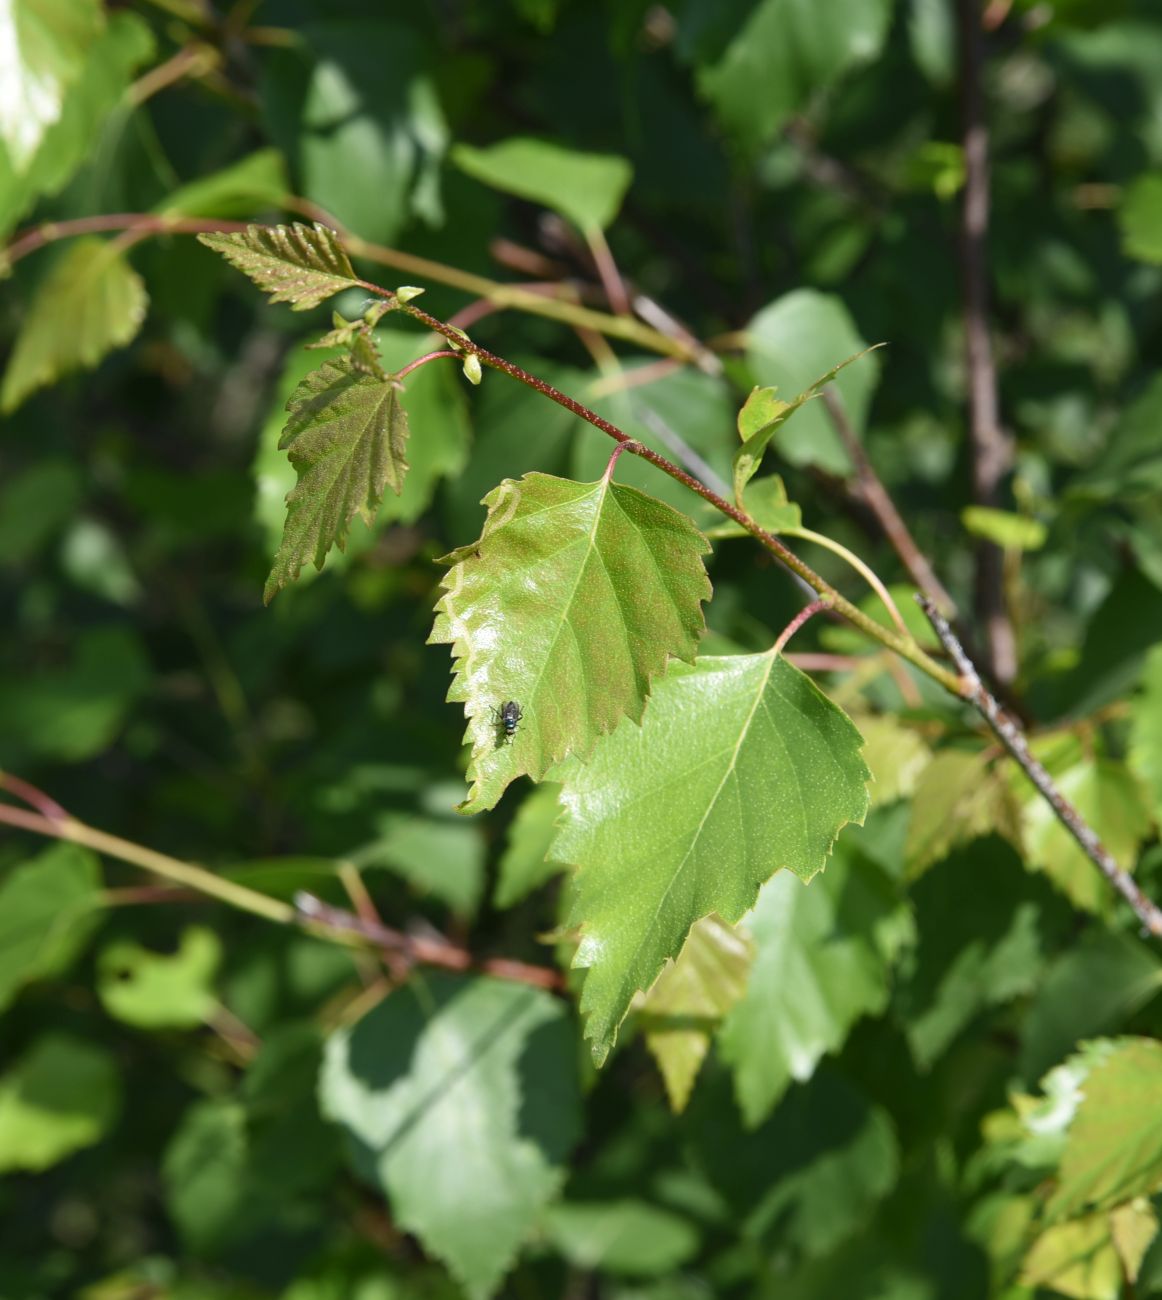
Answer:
[
  {"left": 0, "top": 1034, "right": 119, "bottom": 1172},
  {"left": 745, "top": 290, "right": 880, "bottom": 475},
  {"left": 320, "top": 974, "right": 580, "bottom": 1299},
  {"left": 906, "top": 749, "right": 1021, "bottom": 880},
  {"left": 732, "top": 348, "right": 880, "bottom": 501},
  {"left": 1018, "top": 752, "right": 1152, "bottom": 914},
  {"left": 430, "top": 472, "right": 711, "bottom": 813},
  {"left": 0, "top": 12, "right": 154, "bottom": 239},
  {"left": 198, "top": 222, "right": 358, "bottom": 311},
  {"left": 452, "top": 137, "right": 632, "bottom": 232},
  {"left": 1120, "top": 172, "right": 1162, "bottom": 265},
  {"left": 0, "top": 0, "right": 103, "bottom": 173},
  {"left": 264, "top": 355, "right": 410, "bottom": 603},
  {"left": 156, "top": 149, "right": 289, "bottom": 219},
  {"left": 1048, "top": 1037, "right": 1162, "bottom": 1220},
  {"left": 0, "top": 844, "right": 102, "bottom": 1012},
  {"left": 719, "top": 844, "right": 912, "bottom": 1127},
  {"left": 552, "top": 651, "right": 869, "bottom": 1063},
  {"left": 1, "top": 237, "right": 147, "bottom": 412},
  {"left": 640, "top": 915, "right": 754, "bottom": 1113},
  {"left": 97, "top": 927, "right": 221, "bottom": 1029},
  {"left": 1021, "top": 1203, "right": 1158, "bottom": 1300}
]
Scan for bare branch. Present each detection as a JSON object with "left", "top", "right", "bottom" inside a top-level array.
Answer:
[
  {"left": 957, "top": 0, "right": 1017, "bottom": 682},
  {"left": 917, "top": 596, "right": 1162, "bottom": 938}
]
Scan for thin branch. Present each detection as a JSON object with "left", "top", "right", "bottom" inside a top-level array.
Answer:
[
  {"left": 0, "top": 802, "right": 295, "bottom": 924},
  {"left": 957, "top": 0, "right": 1017, "bottom": 683},
  {"left": 0, "top": 771, "right": 69, "bottom": 823},
  {"left": 3, "top": 214, "right": 248, "bottom": 268},
  {"left": 392, "top": 296, "right": 963, "bottom": 695},
  {"left": 774, "top": 599, "right": 831, "bottom": 656},
  {"left": 917, "top": 596, "right": 1162, "bottom": 938},
  {"left": 821, "top": 387, "right": 958, "bottom": 614},
  {"left": 294, "top": 893, "right": 566, "bottom": 992}
]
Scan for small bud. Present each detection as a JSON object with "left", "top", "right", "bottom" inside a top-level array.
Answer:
[
  {"left": 395, "top": 285, "right": 425, "bottom": 303},
  {"left": 462, "top": 353, "right": 483, "bottom": 386}
]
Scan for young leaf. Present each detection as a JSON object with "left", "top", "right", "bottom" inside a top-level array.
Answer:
[
  {"left": 732, "top": 347, "right": 879, "bottom": 501},
  {"left": 640, "top": 915, "right": 754, "bottom": 1114},
  {"left": 1021, "top": 1204, "right": 1157, "bottom": 1298},
  {"left": 429, "top": 472, "right": 711, "bottom": 813},
  {"left": 320, "top": 974, "right": 580, "bottom": 1300},
  {"left": 197, "top": 222, "right": 359, "bottom": 311},
  {"left": 1047, "top": 1037, "right": 1162, "bottom": 1220},
  {"left": 1, "top": 237, "right": 147, "bottom": 412},
  {"left": 264, "top": 355, "right": 409, "bottom": 603},
  {"left": 552, "top": 651, "right": 870, "bottom": 1064},
  {"left": 718, "top": 843, "right": 912, "bottom": 1128},
  {"left": 745, "top": 289, "right": 880, "bottom": 474}
]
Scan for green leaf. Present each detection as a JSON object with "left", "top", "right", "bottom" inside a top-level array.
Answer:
[
  {"left": 0, "top": 844, "right": 102, "bottom": 1012},
  {"left": 1120, "top": 172, "right": 1162, "bottom": 265},
  {"left": 1019, "top": 931, "right": 1162, "bottom": 1085},
  {"left": 0, "top": 625, "right": 151, "bottom": 765},
  {"left": 640, "top": 915, "right": 754, "bottom": 1114},
  {"left": 0, "top": 0, "right": 103, "bottom": 173},
  {"left": 155, "top": 149, "right": 290, "bottom": 219},
  {"left": 429, "top": 472, "right": 711, "bottom": 813},
  {"left": 97, "top": 927, "right": 221, "bottom": 1029},
  {"left": 163, "top": 1099, "right": 251, "bottom": 1253},
  {"left": 1, "top": 237, "right": 148, "bottom": 412},
  {"left": 685, "top": 1067, "right": 898, "bottom": 1258},
  {"left": 544, "top": 1200, "right": 701, "bottom": 1276},
  {"left": 695, "top": 0, "right": 894, "bottom": 151},
  {"left": 552, "top": 651, "right": 869, "bottom": 1064},
  {"left": 905, "top": 749, "right": 1021, "bottom": 880},
  {"left": 961, "top": 505, "right": 1048, "bottom": 552},
  {"left": 258, "top": 22, "right": 447, "bottom": 244},
  {"left": 719, "top": 842, "right": 912, "bottom": 1127},
  {"left": 0, "top": 1033, "right": 120, "bottom": 1172},
  {"left": 264, "top": 355, "right": 410, "bottom": 603},
  {"left": 1021, "top": 1204, "right": 1157, "bottom": 1300},
  {"left": 1048, "top": 1037, "right": 1162, "bottom": 1220},
  {"left": 0, "top": 459, "right": 83, "bottom": 564},
  {"left": 0, "top": 12, "right": 154, "bottom": 239},
  {"left": 896, "top": 839, "right": 1061, "bottom": 1069},
  {"left": 494, "top": 782, "right": 567, "bottom": 909},
  {"left": 197, "top": 223, "right": 358, "bottom": 311},
  {"left": 362, "top": 813, "right": 485, "bottom": 916},
  {"left": 732, "top": 348, "right": 880, "bottom": 501},
  {"left": 856, "top": 714, "right": 932, "bottom": 807},
  {"left": 1018, "top": 753, "right": 1152, "bottom": 914},
  {"left": 1130, "top": 643, "right": 1162, "bottom": 815},
  {"left": 320, "top": 974, "right": 581, "bottom": 1300},
  {"left": 745, "top": 291, "right": 880, "bottom": 474},
  {"left": 452, "top": 138, "right": 632, "bottom": 232}
]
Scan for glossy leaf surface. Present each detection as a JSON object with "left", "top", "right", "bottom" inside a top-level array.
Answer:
[
  {"left": 264, "top": 355, "right": 409, "bottom": 602},
  {"left": 430, "top": 472, "right": 711, "bottom": 812},
  {"left": 553, "top": 651, "right": 869, "bottom": 1063}
]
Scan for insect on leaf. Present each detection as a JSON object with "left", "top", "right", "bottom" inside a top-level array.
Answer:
[
  {"left": 429, "top": 472, "right": 712, "bottom": 813},
  {"left": 264, "top": 354, "right": 409, "bottom": 603},
  {"left": 552, "top": 651, "right": 870, "bottom": 1064},
  {"left": 197, "top": 222, "right": 359, "bottom": 311}
]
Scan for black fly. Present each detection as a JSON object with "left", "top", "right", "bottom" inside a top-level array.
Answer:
[{"left": 491, "top": 700, "right": 523, "bottom": 743}]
